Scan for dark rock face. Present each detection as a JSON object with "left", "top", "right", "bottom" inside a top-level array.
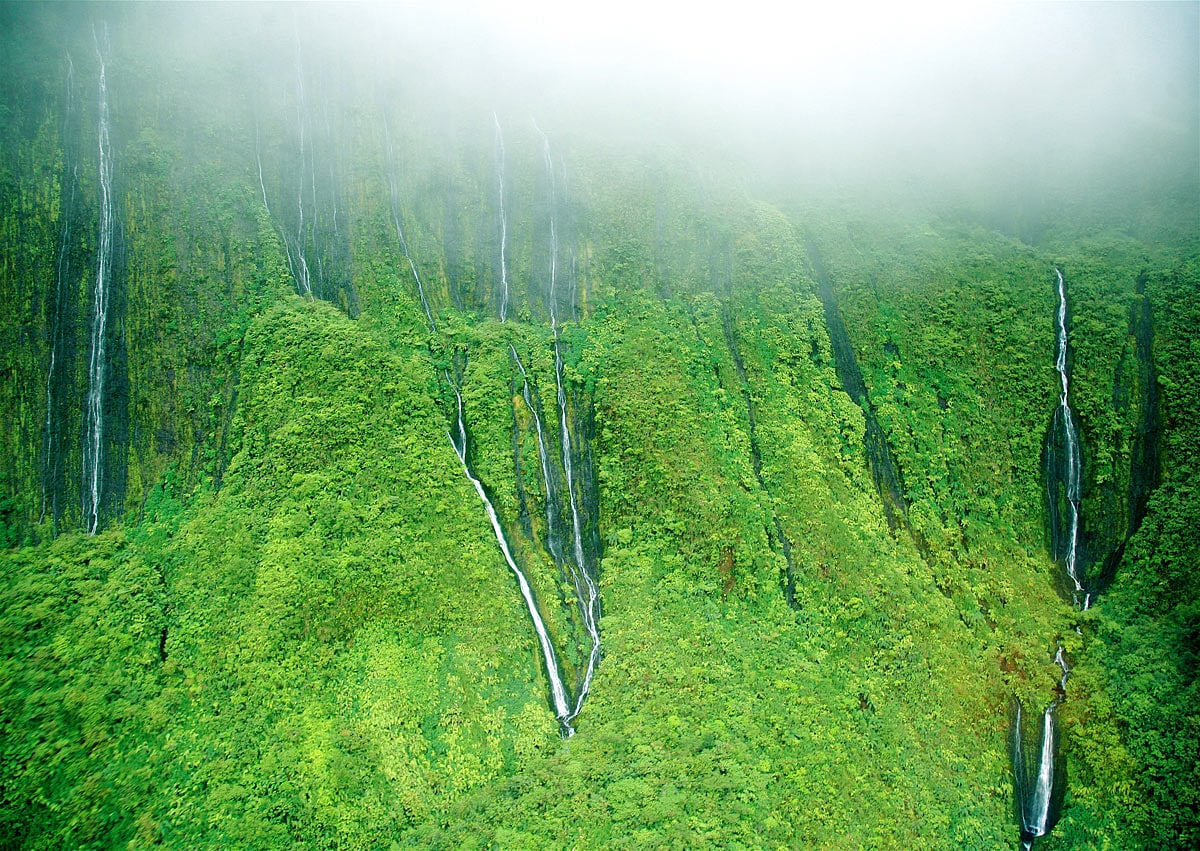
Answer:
[
  {"left": 1088, "top": 276, "right": 1160, "bottom": 594},
  {"left": 806, "top": 239, "right": 909, "bottom": 531}
]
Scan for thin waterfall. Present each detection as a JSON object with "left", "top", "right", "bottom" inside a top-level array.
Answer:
[
  {"left": 388, "top": 140, "right": 584, "bottom": 733},
  {"left": 255, "top": 26, "right": 355, "bottom": 311},
  {"left": 535, "top": 120, "right": 558, "bottom": 323},
  {"left": 290, "top": 25, "right": 313, "bottom": 298},
  {"left": 512, "top": 346, "right": 565, "bottom": 566},
  {"left": 1053, "top": 268, "right": 1087, "bottom": 607},
  {"left": 558, "top": 335, "right": 602, "bottom": 718},
  {"left": 1014, "top": 268, "right": 1091, "bottom": 848},
  {"left": 255, "top": 113, "right": 301, "bottom": 290},
  {"left": 448, "top": 380, "right": 572, "bottom": 727},
  {"left": 1011, "top": 695, "right": 1059, "bottom": 851},
  {"left": 494, "top": 112, "right": 510, "bottom": 322},
  {"left": 512, "top": 344, "right": 600, "bottom": 720},
  {"left": 1012, "top": 688, "right": 1063, "bottom": 847},
  {"left": 83, "top": 29, "right": 114, "bottom": 536},
  {"left": 536, "top": 120, "right": 601, "bottom": 720},
  {"left": 1029, "top": 707, "right": 1056, "bottom": 835}
]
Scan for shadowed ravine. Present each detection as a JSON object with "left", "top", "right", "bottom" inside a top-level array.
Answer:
[{"left": 805, "top": 238, "right": 910, "bottom": 531}]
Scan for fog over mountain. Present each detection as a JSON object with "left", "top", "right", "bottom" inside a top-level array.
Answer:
[
  {"left": 1, "top": 3, "right": 1197, "bottom": 849},
  {"left": 109, "top": 0, "right": 1194, "bottom": 225},
  {"left": 378, "top": 1, "right": 1199, "bottom": 194}
]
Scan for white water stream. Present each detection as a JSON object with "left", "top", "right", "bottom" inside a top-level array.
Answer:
[
  {"left": 383, "top": 117, "right": 435, "bottom": 330},
  {"left": 536, "top": 121, "right": 601, "bottom": 720},
  {"left": 1054, "top": 268, "right": 1087, "bottom": 608},
  {"left": 448, "top": 382, "right": 573, "bottom": 728},
  {"left": 383, "top": 117, "right": 599, "bottom": 731},
  {"left": 512, "top": 346, "right": 564, "bottom": 565},
  {"left": 83, "top": 32, "right": 114, "bottom": 535},
  {"left": 1017, "top": 269, "right": 1091, "bottom": 847},
  {"left": 291, "top": 27, "right": 313, "bottom": 298}
]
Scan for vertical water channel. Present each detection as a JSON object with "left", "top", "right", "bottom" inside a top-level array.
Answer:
[
  {"left": 82, "top": 29, "right": 115, "bottom": 535},
  {"left": 535, "top": 121, "right": 601, "bottom": 721},
  {"left": 383, "top": 119, "right": 599, "bottom": 733},
  {"left": 1013, "top": 267, "right": 1087, "bottom": 847}
]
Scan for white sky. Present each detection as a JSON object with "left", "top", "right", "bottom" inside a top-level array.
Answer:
[
  {"left": 419, "top": 1, "right": 999, "bottom": 87},
  {"left": 362, "top": 0, "right": 1197, "bottom": 192}
]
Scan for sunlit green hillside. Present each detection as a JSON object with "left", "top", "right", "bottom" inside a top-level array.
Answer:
[{"left": 1, "top": 4, "right": 1196, "bottom": 849}]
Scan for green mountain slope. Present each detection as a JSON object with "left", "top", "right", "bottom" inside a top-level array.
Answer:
[{"left": 1, "top": 4, "right": 1196, "bottom": 849}]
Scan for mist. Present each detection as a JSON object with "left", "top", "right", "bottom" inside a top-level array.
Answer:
[
  {"left": 364, "top": 1, "right": 1199, "bottom": 204},
  {"left": 17, "top": 0, "right": 1198, "bottom": 227}
]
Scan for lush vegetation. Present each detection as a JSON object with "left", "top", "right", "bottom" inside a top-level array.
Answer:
[{"left": 1, "top": 5, "right": 1196, "bottom": 849}]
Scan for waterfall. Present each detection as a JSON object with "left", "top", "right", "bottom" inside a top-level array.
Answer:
[
  {"left": 512, "top": 344, "right": 601, "bottom": 722},
  {"left": 534, "top": 120, "right": 559, "bottom": 323},
  {"left": 1053, "top": 268, "right": 1087, "bottom": 608},
  {"left": 535, "top": 120, "right": 601, "bottom": 720},
  {"left": 1028, "top": 706, "right": 1056, "bottom": 834},
  {"left": 255, "top": 113, "right": 301, "bottom": 294},
  {"left": 254, "top": 19, "right": 356, "bottom": 313},
  {"left": 290, "top": 25, "right": 314, "bottom": 298},
  {"left": 558, "top": 334, "right": 602, "bottom": 718},
  {"left": 1012, "top": 695, "right": 1063, "bottom": 845},
  {"left": 448, "top": 381, "right": 573, "bottom": 730},
  {"left": 253, "top": 92, "right": 307, "bottom": 299},
  {"left": 387, "top": 142, "right": 589, "bottom": 732},
  {"left": 494, "top": 112, "right": 510, "bottom": 322},
  {"left": 1014, "top": 268, "right": 1092, "bottom": 847},
  {"left": 82, "top": 31, "right": 114, "bottom": 536}
]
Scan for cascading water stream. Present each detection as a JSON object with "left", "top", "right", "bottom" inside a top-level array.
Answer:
[
  {"left": 385, "top": 131, "right": 592, "bottom": 732},
  {"left": 512, "top": 346, "right": 565, "bottom": 566},
  {"left": 1053, "top": 268, "right": 1087, "bottom": 608},
  {"left": 536, "top": 121, "right": 601, "bottom": 719},
  {"left": 1028, "top": 645, "right": 1070, "bottom": 841},
  {"left": 1014, "top": 268, "right": 1091, "bottom": 848},
  {"left": 513, "top": 344, "right": 600, "bottom": 719},
  {"left": 554, "top": 338, "right": 601, "bottom": 715},
  {"left": 447, "top": 381, "right": 573, "bottom": 729},
  {"left": 535, "top": 120, "right": 559, "bottom": 321},
  {"left": 1030, "top": 707, "right": 1056, "bottom": 833},
  {"left": 494, "top": 112, "right": 510, "bottom": 322},
  {"left": 83, "top": 30, "right": 114, "bottom": 536},
  {"left": 290, "top": 25, "right": 314, "bottom": 298},
  {"left": 255, "top": 114, "right": 300, "bottom": 291}
]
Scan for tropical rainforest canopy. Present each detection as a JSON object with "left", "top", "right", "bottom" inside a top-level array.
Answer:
[{"left": 1, "top": 2, "right": 1197, "bottom": 848}]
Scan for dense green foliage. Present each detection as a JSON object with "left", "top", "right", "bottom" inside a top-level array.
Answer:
[{"left": 1, "top": 4, "right": 1196, "bottom": 849}]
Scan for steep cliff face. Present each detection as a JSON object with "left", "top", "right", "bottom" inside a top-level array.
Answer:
[
  {"left": 1, "top": 5, "right": 287, "bottom": 536},
  {"left": 1, "top": 5, "right": 1196, "bottom": 850}
]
